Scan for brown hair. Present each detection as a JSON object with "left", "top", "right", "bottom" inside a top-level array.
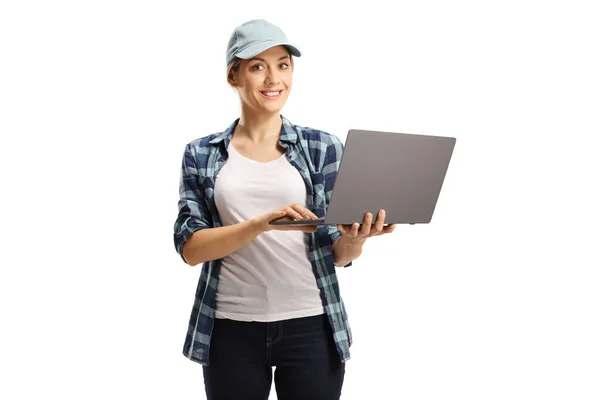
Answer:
[{"left": 226, "top": 57, "right": 243, "bottom": 87}]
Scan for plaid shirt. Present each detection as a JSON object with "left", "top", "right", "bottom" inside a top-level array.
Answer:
[{"left": 173, "top": 115, "right": 353, "bottom": 366}]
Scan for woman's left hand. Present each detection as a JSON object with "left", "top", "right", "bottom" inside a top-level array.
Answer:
[{"left": 337, "top": 209, "right": 397, "bottom": 245}]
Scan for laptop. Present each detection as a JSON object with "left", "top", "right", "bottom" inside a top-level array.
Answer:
[{"left": 269, "top": 128, "right": 456, "bottom": 226}]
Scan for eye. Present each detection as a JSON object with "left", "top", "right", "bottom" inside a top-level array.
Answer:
[
  {"left": 279, "top": 63, "right": 290, "bottom": 69},
  {"left": 251, "top": 64, "right": 265, "bottom": 71}
]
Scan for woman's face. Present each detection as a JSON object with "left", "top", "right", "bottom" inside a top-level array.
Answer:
[{"left": 230, "top": 45, "right": 293, "bottom": 115}]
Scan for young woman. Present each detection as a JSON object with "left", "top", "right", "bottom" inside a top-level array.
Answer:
[{"left": 173, "top": 19, "right": 396, "bottom": 400}]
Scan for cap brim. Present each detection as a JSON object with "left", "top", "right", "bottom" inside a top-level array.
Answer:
[{"left": 236, "top": 40, "right": 302, "bottom": 60}]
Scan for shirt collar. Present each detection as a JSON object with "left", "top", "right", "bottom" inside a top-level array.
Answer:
[{"left": 208, "top": 114, "right": 299, "bottom": 147}]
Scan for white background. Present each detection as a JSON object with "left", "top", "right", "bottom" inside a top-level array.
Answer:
[{"left": 1, "top": 0, "right": 599, "bottom": 399}]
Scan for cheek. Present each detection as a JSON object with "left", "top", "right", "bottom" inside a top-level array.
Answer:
[{"left": 239, "top": 80, "right": 260, "bottom": 98}]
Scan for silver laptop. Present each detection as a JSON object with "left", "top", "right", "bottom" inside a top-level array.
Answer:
[{"left": 269, "top": 128, "right": 456, "bottom": 226}]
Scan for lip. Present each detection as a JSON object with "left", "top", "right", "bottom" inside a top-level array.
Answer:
[{"left": 259, "top": 89, "right": 284, "bottom": 99}]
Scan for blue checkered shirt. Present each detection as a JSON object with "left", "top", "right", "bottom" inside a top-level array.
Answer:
[{"left": 173, "top": 115, "right": 353, "bottom": 366}]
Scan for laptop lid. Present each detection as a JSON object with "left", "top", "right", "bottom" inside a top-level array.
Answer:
[{"left": 324, "top": 129, "right": 456, "bottom": 225}]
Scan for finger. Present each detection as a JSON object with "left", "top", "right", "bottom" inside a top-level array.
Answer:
[
  {"left": 290, "top": 203, "right": 312, "bottom": 219},
  {"left": 285, "top": 206, "right": 304, "bottom": 221},
  {"left": 372, "top": 209, "right": 386, "bottom": 236},
  {"left": 269, "top": 210, "right": 286, "bottom": 222},
  {"left": 351, "top": 222, "right": 360, "bottom": 237},
  {"left": 376, "top": 223, "right": 396, "bottom": 235},
  {"left": 384, "top": 223, "right": 397, "bottom": 233},
  {"left": 290, "top": 203, "right": 318, "bottom": 220},
  {"left": 360, "top": 213, "right": 373, "bottom": 236}
]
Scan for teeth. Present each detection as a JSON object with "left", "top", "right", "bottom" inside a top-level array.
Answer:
[{"left": 263, "top": 91, "right": 281, "bottom": 96}]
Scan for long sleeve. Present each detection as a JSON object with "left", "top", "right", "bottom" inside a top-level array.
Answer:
[{"left": 173, "top": 143, "right": 213, "bottom": 263}]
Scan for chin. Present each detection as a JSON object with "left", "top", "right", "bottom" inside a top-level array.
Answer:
[
  {"left": 262, "top": 108, "right": 284, "bottom": 115},
  {"left": 258, "top": 102, "right": 285, "bottom": 114}
]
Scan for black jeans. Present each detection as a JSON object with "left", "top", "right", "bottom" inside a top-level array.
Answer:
[{"left": 202, "top": 313, "right": 345, "bottom": 400}]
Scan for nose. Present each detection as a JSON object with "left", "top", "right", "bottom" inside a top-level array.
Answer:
[{"left": 264, "top": 67, "right": 281, "bottom": 85}]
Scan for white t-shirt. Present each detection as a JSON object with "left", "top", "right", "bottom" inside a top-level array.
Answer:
[{"left": 212, "top": 141, "right": 325, "bottom": 322}]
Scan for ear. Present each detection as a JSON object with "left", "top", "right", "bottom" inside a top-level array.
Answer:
[{"left": 227, "top": 71, "right": 238, "bottom": 87}]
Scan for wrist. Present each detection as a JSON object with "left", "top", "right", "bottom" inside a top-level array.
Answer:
[
  {"left": 247, "top": 217, "right": 266, "bottom": 236},
  {"left": 333, "top": 235, "right": 364, "bottom": 266}
]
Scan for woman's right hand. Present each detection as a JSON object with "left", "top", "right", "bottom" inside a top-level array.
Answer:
[{"left": 253, "top": 203, "right": 319, "bottom": 233}]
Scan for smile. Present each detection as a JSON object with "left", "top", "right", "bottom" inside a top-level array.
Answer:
[{"left": 259, "top": 90, "right": 283, "bottom": 99}]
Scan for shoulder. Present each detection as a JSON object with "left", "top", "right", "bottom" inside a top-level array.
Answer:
[
  {"left": 288, "top": 122, "right": 345, "bottom": 169},
  {"left": 186, "top": 133, "right": 218, "bottom": 150},
  {"left": 179, "top": 133, "right": 221, "bottom": 171},
  {"left": 291, "top": 122, "right": 344, "bottom": 148},
  {"left": 182, "top": 132, "right": 223, "bottom": 159},
  {"left": 185, "top": 118, "right": 237, "bottom": 152}
]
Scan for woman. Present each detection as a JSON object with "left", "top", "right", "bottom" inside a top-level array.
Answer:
[{"left": 173, "top": 19, "right": 396, "bottom": 400}]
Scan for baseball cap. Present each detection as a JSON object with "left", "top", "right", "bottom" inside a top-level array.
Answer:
[{"left": 225, "top": 19, "right": 302, "bottom": 66}]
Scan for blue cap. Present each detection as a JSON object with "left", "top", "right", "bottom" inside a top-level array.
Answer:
[{"left": 225, "top": 19, "right": 302, "bottom": 66}]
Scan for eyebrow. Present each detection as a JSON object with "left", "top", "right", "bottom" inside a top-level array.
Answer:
[{"left": 249, "top": 55, "right": 290, "bottom": 62}]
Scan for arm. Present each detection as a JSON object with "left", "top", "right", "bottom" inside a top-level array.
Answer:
[
  {"left": 173, "top": 142, "right": 218, "bottom": 266},
  {"left": 173, "top": 143, "right": 268, "bottom": 266},
  {"left": 174, "top": 143, "right": 303, "bottom": 266},
  {"left": 182, "top": 219, "right": 264, "bottom": 266},
  {"left": 332, "top": 235, "right": 364, "bottom": 267},
  {"left": 333, "top": 210, "right": 397, "bottom": 266}
]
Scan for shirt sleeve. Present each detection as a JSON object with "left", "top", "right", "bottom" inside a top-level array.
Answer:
[
  {"left": 173, "top": 143, "right": 213, "bottom": 263},
  {"left": 323, "top": 134, "right": 352, "bottom": 268}
]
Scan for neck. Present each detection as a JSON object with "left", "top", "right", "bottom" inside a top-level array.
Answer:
[{"left": 236, "top": 105, "right": 282, "bottom": 143}]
